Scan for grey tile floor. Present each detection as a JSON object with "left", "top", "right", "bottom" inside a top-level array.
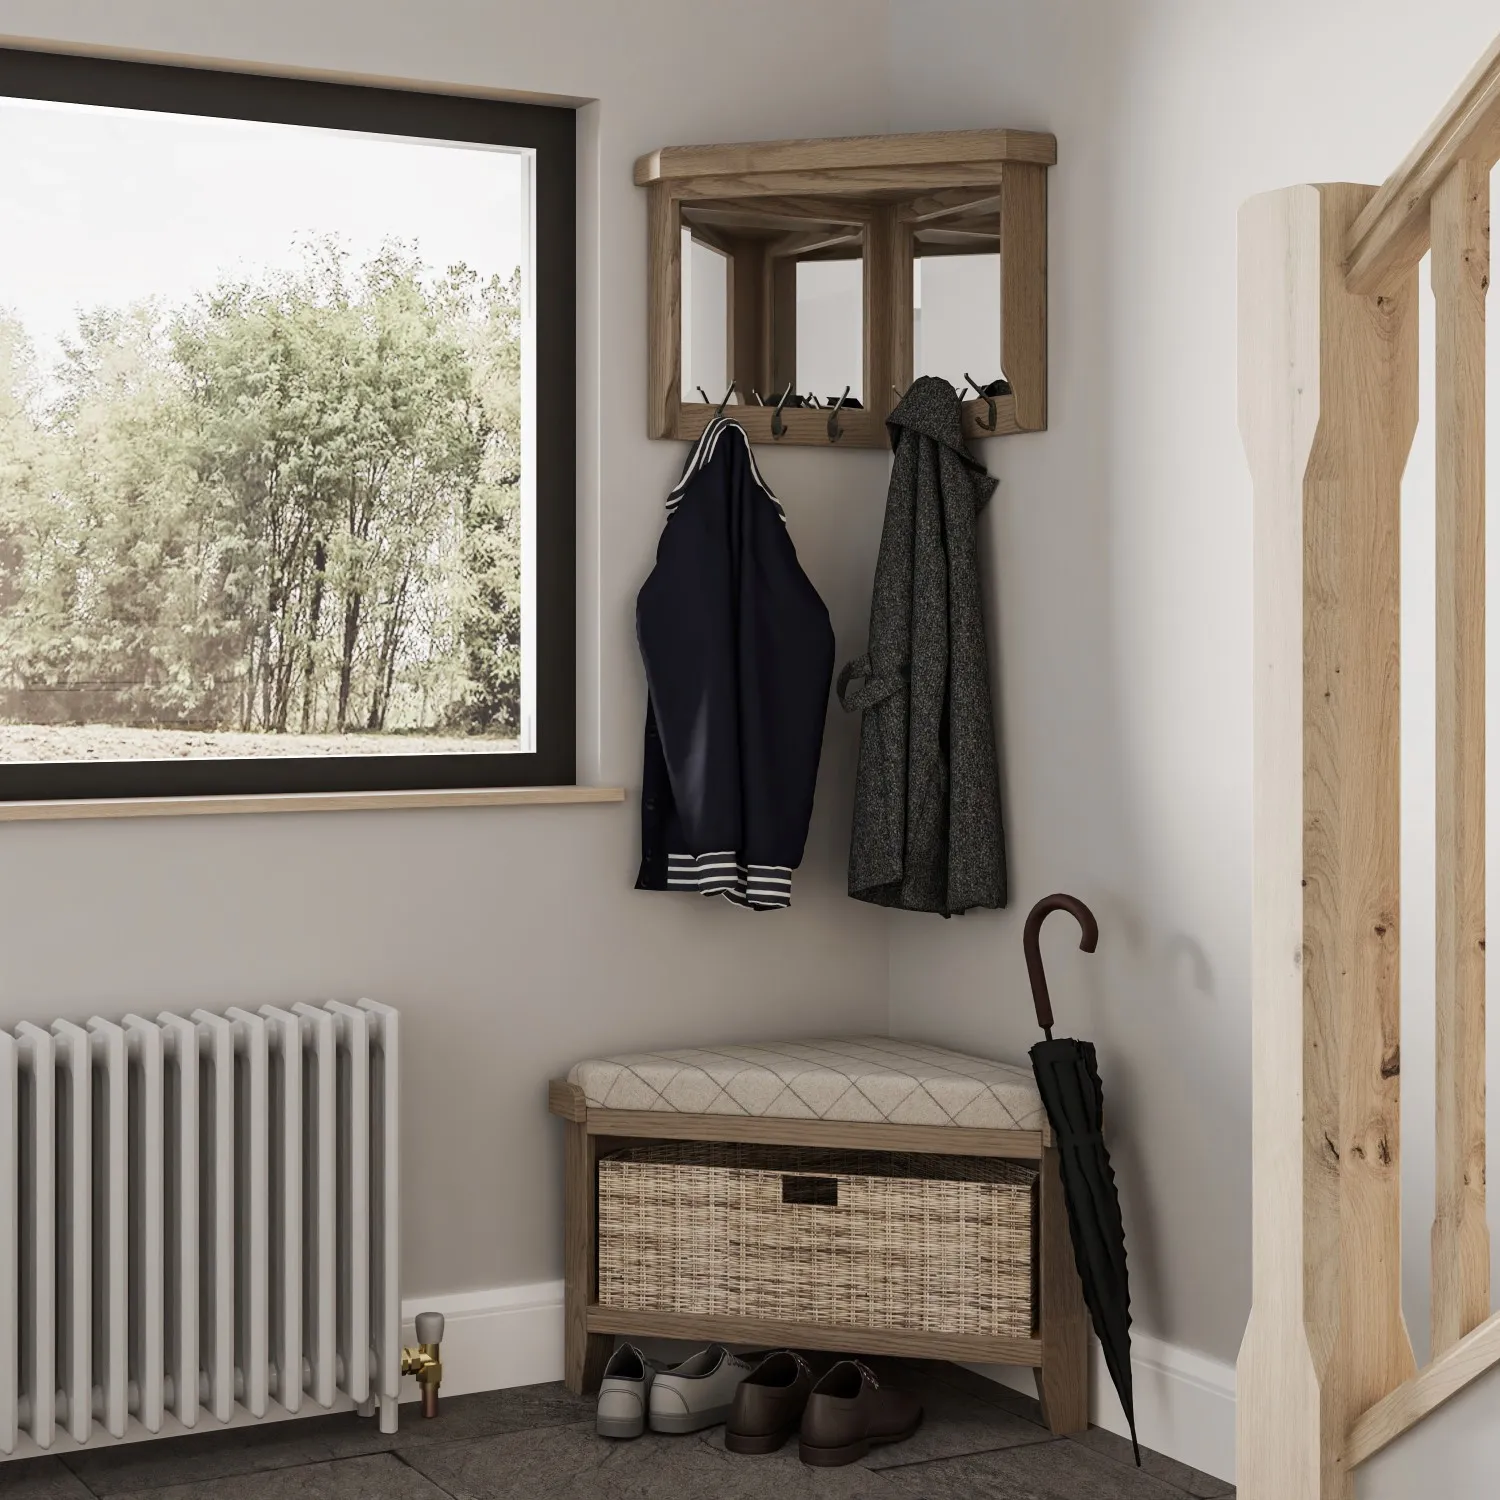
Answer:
[{"left": 0, "top": 1361, "right": 1234, "bottom": 1500}]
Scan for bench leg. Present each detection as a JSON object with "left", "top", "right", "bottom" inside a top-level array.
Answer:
[
  {"left": 563, "top": 1119, "right": 613, "bottom": 1394},
  {"left": 1034, "top": 1144, "right": 1090, "bottom": 1434}
]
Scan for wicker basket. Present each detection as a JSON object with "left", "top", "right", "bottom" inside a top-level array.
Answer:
[{"left": 597, "top": 1142, "right": 1037, "bottom": 1338}]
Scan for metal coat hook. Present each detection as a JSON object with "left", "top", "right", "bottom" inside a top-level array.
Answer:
[
  {"left": 771, "top": 380, "right": 795, "bottom": 439},
  {"left": 827, "top": 385, "right": 850, "bottom": 444},
  {"left": 965, "top": 372, "right": 998, "bottom": 432},
  {"left": 697, "top": 381, "right": 736, "bottom": 414}
]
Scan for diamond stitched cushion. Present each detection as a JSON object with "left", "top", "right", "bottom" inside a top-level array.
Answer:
[{"left": 568, "top": 1037, "right": 1044, "bottom": 1131}]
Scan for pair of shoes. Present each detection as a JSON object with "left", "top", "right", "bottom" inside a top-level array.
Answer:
[
  {"left": 596, "top": 1343, "right": 752, "bottom": 1438},
  {"left": 726, "top": 1354, "right": 923, "bottom": 1466}
]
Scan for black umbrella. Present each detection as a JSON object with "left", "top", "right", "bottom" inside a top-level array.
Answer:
[{"left": 1024, "top": 893, "right": 1139, "bottom": 1466}]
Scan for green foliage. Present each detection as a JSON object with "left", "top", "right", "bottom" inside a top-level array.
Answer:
[{"left": 0, "top": 240, "right": 524, "bottom": 739}]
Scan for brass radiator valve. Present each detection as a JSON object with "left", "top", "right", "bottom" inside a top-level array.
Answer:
[{"left": 401, "top": 1310, "right": 445, "bottom": 1418}]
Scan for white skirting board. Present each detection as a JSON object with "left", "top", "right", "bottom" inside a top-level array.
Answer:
[
  {"left": 400, "top": 1282, "right": 565, "bottom": 1399},
  {"left": 971, "top": 1332, "right": 1237, "bottom": 1486},
  {"left": 404, "top": 1280, "right": 1235, "bottom": 1484}
]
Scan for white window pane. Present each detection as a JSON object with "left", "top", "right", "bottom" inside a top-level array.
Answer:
[{"left": 0, "top": 95, "right": 535, "bottom": 759}]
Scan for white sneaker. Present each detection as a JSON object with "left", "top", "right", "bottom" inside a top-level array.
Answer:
[
  {"left": 647, "top": 1345, "right": 753, "bottom": 1434},
  {"left": 597, "top": 1343, "right": 663, "bottom": 1438}
]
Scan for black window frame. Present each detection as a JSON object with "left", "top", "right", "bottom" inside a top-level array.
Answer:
[{"left": 0, "top": 47, "right": 576, "bottom": 801}]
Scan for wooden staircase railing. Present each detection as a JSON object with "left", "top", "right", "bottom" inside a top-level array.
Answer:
[{"left": 1237, "top": 34, "right": 1500, "bottom": 1500}]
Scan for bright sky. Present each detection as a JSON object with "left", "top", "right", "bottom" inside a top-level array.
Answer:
[{"left": 0, "top": 94, "right": 529, "bottom": 371}]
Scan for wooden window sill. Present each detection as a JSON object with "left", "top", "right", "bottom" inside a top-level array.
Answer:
[{"left": 0, "top": 785, "right": 627, "bottom": 823}]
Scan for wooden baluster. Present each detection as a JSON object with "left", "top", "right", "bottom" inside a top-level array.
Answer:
[
  {"left": 1235, "top": 182, "right": 1418, "bottom": 1500},
  {"left": 1431, "top": 156, "right": 1490, "bottom": 1358}
]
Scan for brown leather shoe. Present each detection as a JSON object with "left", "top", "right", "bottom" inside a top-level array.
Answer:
[
  {"left": 799, "top": 1359, "right": 923, "bottom": 1467},
  {"left": 724, "top": 1350, "right": 814, "bottom": 1454}
]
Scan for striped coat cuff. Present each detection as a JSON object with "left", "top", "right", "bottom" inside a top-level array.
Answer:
[{"left": 665, "top": 851, "right": 793, "bottom": 910}]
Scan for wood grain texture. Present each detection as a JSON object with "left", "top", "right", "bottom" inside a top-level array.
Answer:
[
  {"left": 725, "top": 235, "right": 768, "bottom": 401},
  {"left": 634, "top": 128, "right": 1057, "bottom": 185},
  {"left": 672, "top": 164, "right": 1012, "bottom": 202},
  {"left": 769, "top": 256, "right": 798, "bottom": 397},
  {"left": 672, "top": 402, "right": 887, "bottom": 449},
  {"left": 683, "top": 218, "right": 735, "bottom": 258},
  {"left": 1345, "top": 1308, "right": 1500, "bottom": 1467},
  {"left": 0, "top": 785, "right": 625, "bottom": 822},
  {"left": 563, "top": 1120, "right": 613, "bottom": 1395},
  {"left": 960, "top": 393, "right": 1023, "bottom": 440},
  {"left": 1235, "top": 182, "right": 1419, "bottom": 1500},
  {"left": 1001, "top": 163, "right": 1048, "bottom": 431},
  {"left": 582, "top": 1107, "right": 1048, "bottom": 1157},
  {"left": 903, "top": 188, "right": 1002, "bottom": 224},
  {"left": 646, "top": 181, "right": 682, "bottom": 439},
  {"left": 865, "top": 204, "right": 911, "bottom": 420},
  {"left": 1346, "top": 33, "right": 1500, "bottom": 295},
  {"left": 547, "top": 1079, "right": 588, "bottom": 1123},
  {"left": 587, "top": 1305, "right": 1045, "bottom": 1367},
  {"left": 766, "top": 226, "right": 864, "bottom": 261},
  {"left": 683, "top": 195, "right": 872, "bottom": 233},
  {"left": 1034, "top": 1145, "right": 1089, "bottom": 1434},
  {"left": 1430, "top": 157, "right": 1490, "bottom": 1358}
]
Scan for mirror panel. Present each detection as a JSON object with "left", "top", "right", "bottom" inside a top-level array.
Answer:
[
  {"left": 679, "top": 197, "right": 866, "bottom": 411},
  {"left": 681, "top": 227, "right": 730, "bottom": 403},
  {"left": 795, "top": 257, "right": 863, "bottom": 405},
  {"left": 909, "top": 192, "right": 1002, "bottom": 395},
  {"left": 914, "top": 253, "right": 1000, "bottom": 392}
]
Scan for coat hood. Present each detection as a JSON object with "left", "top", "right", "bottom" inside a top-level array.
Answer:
[{"left": 885, "top": 376, "right": 999, "bottom": 507}]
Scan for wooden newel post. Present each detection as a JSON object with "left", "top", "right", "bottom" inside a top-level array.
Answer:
[{"left": 1236, "top": 183, "right": 1419, "bottom": 1500}]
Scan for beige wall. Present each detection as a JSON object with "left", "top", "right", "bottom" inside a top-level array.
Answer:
[
  {"left": 0, "top": 0, "right": 897, "bottom": 1299},
  {"left": 882, "top": 0, "right": 1500, "bottom": 1489}
]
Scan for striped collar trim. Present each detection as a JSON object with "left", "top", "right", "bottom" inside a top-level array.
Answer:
[{"left": 666, "top": 417, "right": 785, "bottom": 521}]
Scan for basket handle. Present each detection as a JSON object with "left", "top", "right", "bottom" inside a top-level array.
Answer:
[{"left": 782, "top": 1175, "right": 839, "bottom": 1207}]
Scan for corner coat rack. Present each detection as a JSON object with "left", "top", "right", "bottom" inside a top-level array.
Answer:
[{"left": 637, "top": 128, "right": 1057, "bottom": 449}]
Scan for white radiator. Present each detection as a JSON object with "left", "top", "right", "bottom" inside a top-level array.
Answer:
[{"left": 0, "top": 999, "right": 399, "bottom": 1458}]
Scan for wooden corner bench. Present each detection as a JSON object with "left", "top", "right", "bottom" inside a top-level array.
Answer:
[{"left": 547, "top": 1037, "right": 1090, "bottom": 1436}]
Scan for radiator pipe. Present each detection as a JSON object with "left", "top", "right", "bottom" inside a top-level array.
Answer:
[{"left": 402, "top": 1311, "right": 445, "bottom": 1418}]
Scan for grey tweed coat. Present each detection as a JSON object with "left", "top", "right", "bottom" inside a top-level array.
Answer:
[{"left": 837, "top": 377, "right": 1007, "bottom": 915}]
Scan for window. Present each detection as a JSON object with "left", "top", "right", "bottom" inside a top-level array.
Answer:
[{"left": 0, "top": 48, "right": 575, "bottom": 801}]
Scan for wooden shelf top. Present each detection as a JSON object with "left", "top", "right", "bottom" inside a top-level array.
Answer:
[{"left": 634, "top": 128, "right": 1057, "bottom": 187}]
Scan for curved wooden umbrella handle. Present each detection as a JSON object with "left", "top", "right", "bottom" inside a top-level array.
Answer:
[{"left": 1023, "top": 894, "right": 1099, "bottom": 1037}]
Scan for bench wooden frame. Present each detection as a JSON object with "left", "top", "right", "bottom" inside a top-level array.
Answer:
[{"left": 547, "top": 1078, "right": 1089, "bottom": 1435}]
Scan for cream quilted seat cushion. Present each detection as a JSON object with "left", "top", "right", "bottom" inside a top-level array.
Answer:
[{"left": 568, "top": 1037, "right": 1044, "bottom": 1131}]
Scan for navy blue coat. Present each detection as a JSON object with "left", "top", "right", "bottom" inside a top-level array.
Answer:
[{"left": 635, "top": 418, "right": 834, "bottom": 910}]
